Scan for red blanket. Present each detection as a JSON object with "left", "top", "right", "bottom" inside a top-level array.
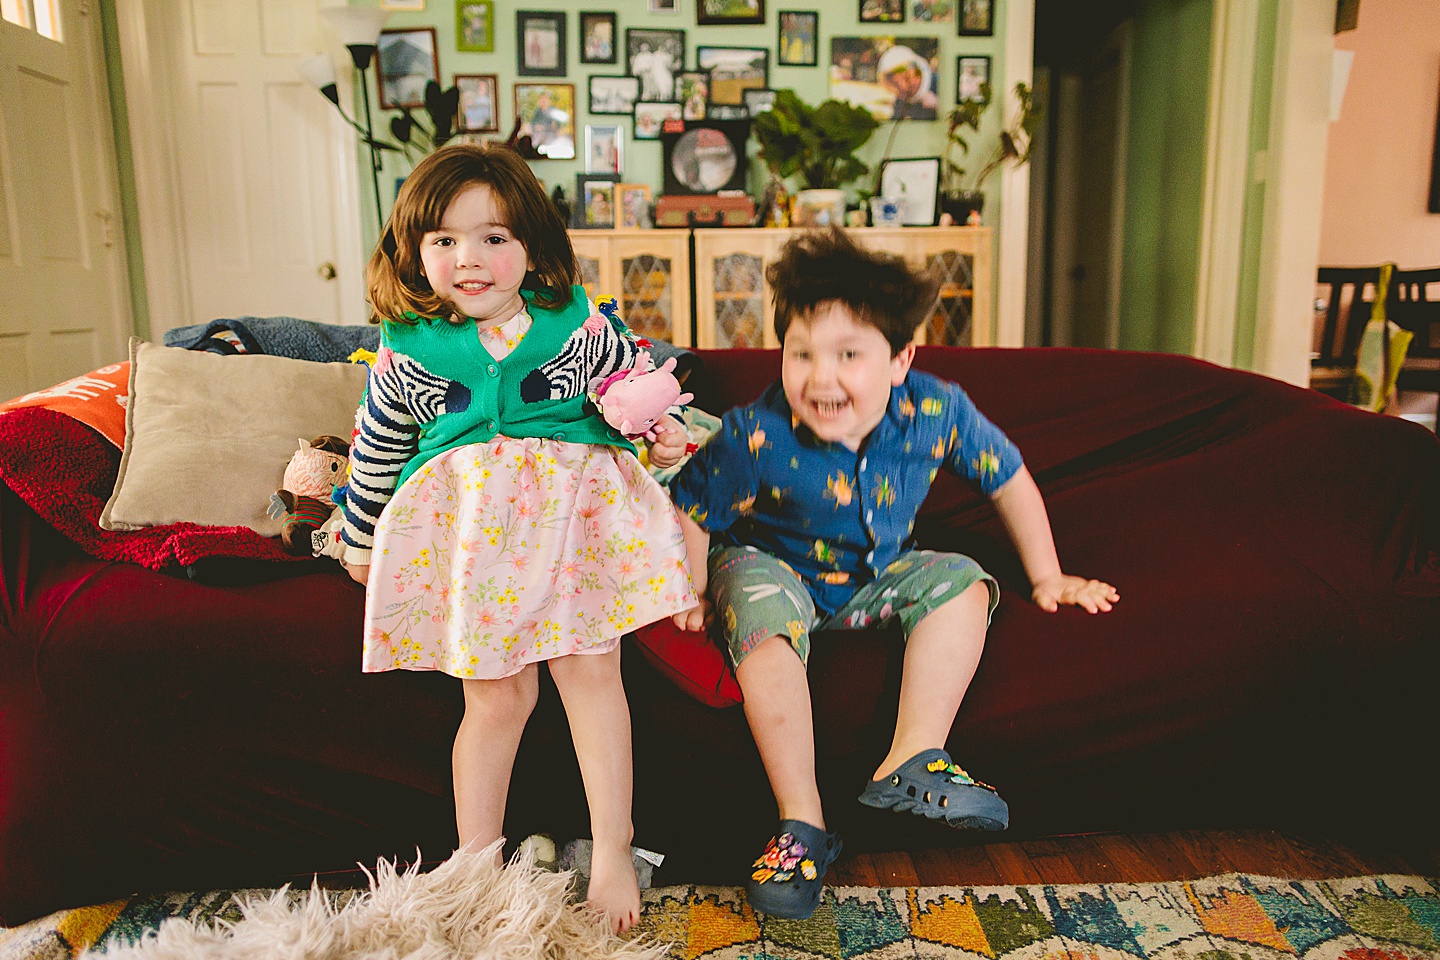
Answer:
[{"left": 0, "top": 407, "right": 294, "bottom": 569}]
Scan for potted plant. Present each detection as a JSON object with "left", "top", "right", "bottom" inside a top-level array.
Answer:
[
  {"left": 940, "top": 80, "right": 1037, "bottom": 224},
  {"left": 751, "top": 89, "right": 880, "bottom": 226}
]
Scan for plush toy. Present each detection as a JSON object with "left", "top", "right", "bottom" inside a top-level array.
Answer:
[
  {"left": 591, "top": 350, "right": 695, "bottom": 442},
  {"left": 266, "top": 435, "right": 349, "bottom": 555}
]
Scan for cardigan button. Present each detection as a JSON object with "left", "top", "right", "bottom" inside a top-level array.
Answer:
[
  {"left": 553, "top": 431, "right": 567, "bottom": 441},
  {"left": 483, "top": 419, "right": 496, "bottom": 431},
  {"left": 486, "top": 363, "right": 498, "bottom": 376}
]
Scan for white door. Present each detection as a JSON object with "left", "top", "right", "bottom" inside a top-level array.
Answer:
[
  {"left": 120, "top": 0, "right": 364, "bottom": 337},
  {"left": 0, "top": 1, "right": 132, "bottom": 400}
]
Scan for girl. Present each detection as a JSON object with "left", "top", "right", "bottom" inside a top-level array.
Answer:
[{"left": 338, "top": 144, "right": 696, "bottom": 934}]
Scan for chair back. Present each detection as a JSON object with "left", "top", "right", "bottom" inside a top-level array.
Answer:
[
  {"left": 1389, "top": 266, "right": 1440, "bottom": 362},
  {"left": 1312, "top": 265, "right": 1385, "bottom": 369}
]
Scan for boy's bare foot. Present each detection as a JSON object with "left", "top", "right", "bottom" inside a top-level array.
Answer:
[{"left": 586, "top": 840, "right": 641, "bottom": 935}]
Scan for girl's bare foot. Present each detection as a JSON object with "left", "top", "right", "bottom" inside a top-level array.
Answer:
[{"left": 587, "top": 840, "right": 641, "bottom": 935}]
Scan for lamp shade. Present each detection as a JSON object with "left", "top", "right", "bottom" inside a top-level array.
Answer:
[
  {"left": 319, "top": 6, "right": 391, "bottom": 48},
  {"left": 297, "top": 53, "right": 337, "bottom": 91}
]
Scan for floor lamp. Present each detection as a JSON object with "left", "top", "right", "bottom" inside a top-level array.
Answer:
[{"left": 302, "top": 7, "right": 392, "bottom": 228}]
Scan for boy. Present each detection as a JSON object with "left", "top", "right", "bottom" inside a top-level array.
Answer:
[{"left": 669, "top": 228, "right": 1117, "bottom": 920}]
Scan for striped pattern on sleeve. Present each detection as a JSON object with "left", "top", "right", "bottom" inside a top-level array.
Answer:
[{"left": 340, "top": 345, "right": 419, "bottom": 557}]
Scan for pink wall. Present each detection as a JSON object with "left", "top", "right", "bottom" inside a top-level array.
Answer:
[{"left": 1318, "top": 0, "right": 1440, "bottom": 269}]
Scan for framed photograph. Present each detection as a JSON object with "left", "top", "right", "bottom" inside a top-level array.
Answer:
[
  {"left": 956, "top": 55, "right": 990, "bottom": 104},
  {"left": 677, "top": 71, "right": 710, "bottom": 120},
  {"left": 912, "top": 0, "right": 954, "bottom": 22},
  {"left": 708, "top": 105, "right": 749, "bottom": 121},
  {"left": 516, "top": 10, "right": 567, "bottom": 77},
  {"left": 456, "top": 1, "right": 495, "bottom": 53},
  {"left": 615, "top": 183, "right": 653, "bottom": 228},
  {"left": 576, "top": 173, "right": 621, "bottom": 229},
  {"left": 377, "top": 28, "right": 439, "bottom": 110},
  {"left": 696, "top": 46, "right": 768, "bottom": 107},
  {"left": 830, "top": 36, "right": 939, "bottom": 120},
  {"left": 878, "top": 156, "right": 941, "bottom": 225},
  {"left": 580, "top": 12, "right": 617, "bottom": 65},
  {"left": 743, "top": 87, "right": 777, "bottom": 115},
  {"left": 626, "top": 28, "right": 686, "bottom": 103},
  {"left": 585, "top": 124, "right": 624, "bottom": 174},
  {"left": 859, "top": 0, "right": 904, "bottom": 23},
  {"left": 633, "top": 100, "right": 683, "bottom": 140},
  {"left": 589, "top": 75, "right": 641, "bottom": 115},
  {"left": 957, "top": 0, "right": 994, "bottom": 36},
  {"left": 697, "top": 0, "right": 765, "bottom": 26},
  {"left": 777, "top": 11, "right": 818, "bottom": 67},
  {"left": 514, "top": 82, "right": 576, "bottom": 159},
  {"left": 662, "top": 120, "right": 750, "bottom": 195},
  {"left": 455, "top": 74, "right": 500, "bottom": 133},
  {"left": 649, "top": 0, "right": 679, "bottom": 12}
]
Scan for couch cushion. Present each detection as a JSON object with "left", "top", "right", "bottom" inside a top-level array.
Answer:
[{"left": 99, "top": 339, "right": 367, "bottom": 536}]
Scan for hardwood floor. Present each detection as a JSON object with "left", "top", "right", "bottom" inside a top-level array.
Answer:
[{"left": 827, "top": 829, "right": 1440, "bottom": 886}]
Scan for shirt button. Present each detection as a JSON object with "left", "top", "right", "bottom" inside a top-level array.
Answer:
[
  {"left": 860, "top": 457, "right": 868, "bottom": 470},
  {"left": 866, "top": 510, "right": 874, "bottom": 523},
  {"left": 486, "top": 363, "right": 498, "bottom": 377}
]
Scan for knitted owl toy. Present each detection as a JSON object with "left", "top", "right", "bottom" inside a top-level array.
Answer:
[{"left": 266, "top": 435, "right": 350, "bottom": 555}]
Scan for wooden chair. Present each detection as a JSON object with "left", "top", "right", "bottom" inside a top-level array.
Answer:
[
  {"left": 1389, "top": 266, "right": 1440, "bottom": 423},
  {"left": 1310, "top": 265, "right": 1386, "bottom": 401}
]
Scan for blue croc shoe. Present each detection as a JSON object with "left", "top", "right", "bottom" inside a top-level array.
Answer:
[
  {"left": 858, "top": 748, "right": 1009, "bottom": 831},
  {"left": 745, "top": 819, "right": 843, "bottom": 921}
]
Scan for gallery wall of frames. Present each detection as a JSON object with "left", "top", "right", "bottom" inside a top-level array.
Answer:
[{"left": 365, "top": 0, "right": 1006, "bottom": 229}]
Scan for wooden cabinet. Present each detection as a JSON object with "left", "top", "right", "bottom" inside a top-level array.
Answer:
[
  {"left": 692, "top": 226, "right": 992, "bottom": 348},
  {"left": 568, "top": 229, "right": 692, "bottom": 347}
]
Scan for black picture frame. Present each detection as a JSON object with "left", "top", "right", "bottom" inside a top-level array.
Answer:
[
  {"left": 957, "top": 0, "right": 994, "bottom": 36},
  {"left": 661, "top": 120, "right": 751, "bottom": 195},
  {"left": 743, "top": 87, "right": 777, "bottom": 115},
  {"left": 377, "top": 27, "right": 439, "bottom": 110},
  {"left": 588, "top": 74, "right": 641, "bottom": 115},
  {"left": 777, "top": 10, "right": 818, "bottom": 67},
  {"left": 697, "top": 0, "right": 766, "bottom": 26},
  {"left": 859, "top": 0, "right": 904, "bottom": 24},
  {"left": 956, "top": 54, "right": 991, "bottom": 104},
  {"left": 626, "top": 27, "right": 686, "bottom": 103},
  {"left": 516, "top": 10, "right": 567, "bottom": 77},
  {"left": 1430, "top": 78, "right": 1440, "bottom": 213},
  {"left": 695, "top": 45, "right": 769, "bottom": 106},
  {"left": 575, "top": 172, "right": 622, "bottom": 229},
  {"left": 579, "top": 11, "right": 617, "bottom": 65},
  {"left": 877, "top": 156, "right": 941, "bottom": 225}
]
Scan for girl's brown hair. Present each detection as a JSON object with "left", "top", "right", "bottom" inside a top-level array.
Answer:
[
  {"left": 366, "top": 144, "right": 576, "bottom": 324},
  {"left": 767, "top": 227, "right": 940, "bottom": 354}
]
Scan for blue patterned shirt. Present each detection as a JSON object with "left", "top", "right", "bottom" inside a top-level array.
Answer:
[{"left": 671, "top": 370, "right": 1022, "bottom": 616}]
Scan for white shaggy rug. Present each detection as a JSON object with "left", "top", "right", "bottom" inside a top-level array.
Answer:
[{"left": 86, "top": 843, "right": 667, "bottom": 960}]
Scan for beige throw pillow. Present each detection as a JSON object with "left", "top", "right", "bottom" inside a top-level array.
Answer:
[{"left": 100, "top": 338, "right": 368, "bottom": 536}]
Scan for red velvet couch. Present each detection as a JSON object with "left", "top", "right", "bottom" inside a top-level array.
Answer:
[{"left": 2, "top": 346, "right": 1437, "bottom": 926}]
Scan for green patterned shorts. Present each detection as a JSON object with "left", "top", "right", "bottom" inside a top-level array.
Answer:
[{"left": 707, "top": 546, "right": 998, "bottom": 668}]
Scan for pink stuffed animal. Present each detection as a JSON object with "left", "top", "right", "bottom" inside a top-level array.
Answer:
[{"left": 591, "top": 350, "right": 694, "bottom": 441}]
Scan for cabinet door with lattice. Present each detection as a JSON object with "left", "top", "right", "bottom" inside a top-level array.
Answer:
[
  {"left": 694, "top": 230, "right": 780, "bottom": 348},
  {"left": 611, "top": 232, "right": 691, "bottom": 346},
  {"left": 906, "top": 228, "right": 991, "bottom": 346},
  {"left": 569, "top": 234, "right": 613, "bottom": 306}
]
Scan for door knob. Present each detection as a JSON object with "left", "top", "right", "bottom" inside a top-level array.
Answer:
[{"left": 318, "top": 262, "right": 337, "bottom": 280}]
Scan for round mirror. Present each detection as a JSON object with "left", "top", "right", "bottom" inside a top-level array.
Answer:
[{"left": 670, "top": 128, "right": 737, "bottom": 193}]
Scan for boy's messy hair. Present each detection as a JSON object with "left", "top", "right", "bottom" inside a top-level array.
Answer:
[
  {"left": 367, "top": 144, "right": 576, "bottom": 324},
  {"left": 767, "top": 227, "right": 940, "bottom": 353}
]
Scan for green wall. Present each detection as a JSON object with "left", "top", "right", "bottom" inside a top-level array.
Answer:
[
  {"left": 351, "top": 0, "right": 1011, "bottom": 249},
  {"left": 1230, "top": 0, "right": 1279, "bottom": 371},
  {"left": 1116, "top": 0, "right": 1213, "bottom": 354}
]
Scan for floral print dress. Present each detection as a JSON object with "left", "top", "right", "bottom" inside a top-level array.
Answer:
[{"left": 361, "top": 310, "right": 696, "bottom": 679}]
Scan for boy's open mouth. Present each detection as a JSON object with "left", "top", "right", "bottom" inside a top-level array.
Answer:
[{"left": 810, "top": 399, "right": 851, "bottom": 419}]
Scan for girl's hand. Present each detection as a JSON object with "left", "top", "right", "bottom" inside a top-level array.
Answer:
[
  {"left": 1032, "top": 574, "right": 1118, "bottom": 614},
  {"left": 341, "top": 560, "right": 370, "bottom": 586},
  {"left": 647, "top": 416, "right": 689, "bottom": 470},
  {"left": 671, "top": 596, "right": 712, "bottom": 632}
]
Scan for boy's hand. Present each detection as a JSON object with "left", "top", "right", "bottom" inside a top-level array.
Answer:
[
  {"left": 647, "top": 416, "right": 690, "bottom": 469},
  {"left": 341, "top": 561, "right": 369, "bottom": 586},
  {"left": 671, "top": 596, "right": 712, "bottom": 632},
  {"left": 1032, "top": 574, "right": 1118, "bottom": 614}
]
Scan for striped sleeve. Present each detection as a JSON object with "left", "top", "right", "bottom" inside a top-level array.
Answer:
[{"left": 339, "top": 344, "right": 419, "bottom": 562}]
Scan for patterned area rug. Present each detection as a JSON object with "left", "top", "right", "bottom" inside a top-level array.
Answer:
[{"left": 3, "top": 873, "right": 1437, "bottom": 959}]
